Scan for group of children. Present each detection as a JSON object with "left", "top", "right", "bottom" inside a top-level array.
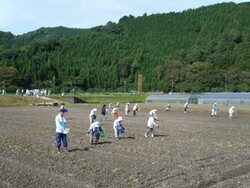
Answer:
[
  {"left": 86, "top": 102, "right": 142, "bottom": 143},
  {"left": 55, "top": 101, "right": 237, "bottom": 153}
]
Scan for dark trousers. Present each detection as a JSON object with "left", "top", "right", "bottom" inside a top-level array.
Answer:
[
  {"left": 145, "top": 127, "right": 154, "bottom": 135},
  {"left": 55, "top": 133, "right": 68, "bottom": 148},
  {"left": 90, "top": 131, "right": 100, "bottom": 144}
]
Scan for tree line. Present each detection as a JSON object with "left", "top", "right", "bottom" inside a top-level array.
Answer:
[{"left": 0, "top": 2, "right": 249, "bottom": 93}]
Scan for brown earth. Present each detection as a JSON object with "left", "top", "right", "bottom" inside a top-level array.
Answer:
[{"left": 0, "top": 105, "right": 250, "bottom": 187}]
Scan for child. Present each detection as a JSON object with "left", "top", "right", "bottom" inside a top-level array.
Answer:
[
  {"left": 211, "top": 103, "right": 217, "bottom": 117},
  {"left": 144, "top": 116, "right": 159, "bottom": 138},
  {"left": 149, "top": 109, "right": 157, "bottom": 118},
  {"left": 133, "top": 103, "right": 139, "bottom": 116},
  {"left": 101, "top": 104, "right": 107, "bottom": 121},
  {"left": 229, "top": 106, "right": 235, "bottom": 119},
  {"left": 125, "top": 103, "right": 130, "bottom": 116},
  {"left": 184, "top": 102, "right": 189, "bottom": 113},
  {"left": 113, "top": 116, "right": 123, "bottom": 140},
  {"left": 87, "top": 121, "right": 102, "bottom": 144},
  {"left": 111, "top": 107, "right": 119, "bottom": 119},
  {"left": 89, "top": 108, "right": 97, "bottom": 124}
]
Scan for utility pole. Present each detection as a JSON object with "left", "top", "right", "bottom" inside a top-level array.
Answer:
[
  {"left": 171, "top": 75, "right": 174, "bottom": 93},
  {"left": 52, "top": 75, "right": 55, "bottom": 94},
  {"left": 224, "top": 73, "right": 227, "bottom": 92}
]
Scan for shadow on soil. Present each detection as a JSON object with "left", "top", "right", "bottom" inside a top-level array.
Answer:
[
  {"left": 95, "top": 141, "right": 112, "bottom": 145},
  {"left": 68, "top": 146, "right": 95, "bottom": 152},
  {"left": 120, "top": 136, "right": 136, "bottom": 139},
  {"left": 154, "top": 134, "right": 168, "bottom": 137}
]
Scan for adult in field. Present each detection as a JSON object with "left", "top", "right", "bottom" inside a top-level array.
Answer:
[
  {"left": 211, "top": 103, "right": 217, "bottom": 117},
  {"left": 55, "top": 108, "right": 69, "bottom": 153}
]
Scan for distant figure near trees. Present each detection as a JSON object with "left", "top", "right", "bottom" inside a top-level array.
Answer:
[
  {"left": 229, "top": 106, "right": 235, "bottom": 119},
  {"left": 211, "top": 103, "right": 217, "bottom": 117},
  {"left": 184, "top": 102, "right": 189, "bottom": 113},
  {"left": 133, "top": 103, "right": 139, "bottom": 116}
]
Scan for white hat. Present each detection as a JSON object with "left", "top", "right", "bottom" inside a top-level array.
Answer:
[
  {"left": 117, "top": 116, "right": 123, "bottom": 121},
  {"left": 93, "top": 108, "right": 97, "bottom": 111}
]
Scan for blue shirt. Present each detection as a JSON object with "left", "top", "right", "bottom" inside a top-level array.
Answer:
[{"left": 55, "top": 113, "right": 67, "bottom": 133}]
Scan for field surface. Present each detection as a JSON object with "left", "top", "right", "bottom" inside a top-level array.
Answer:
[{"left": 0, "top": 105, "right": 250, "bottom": 187}]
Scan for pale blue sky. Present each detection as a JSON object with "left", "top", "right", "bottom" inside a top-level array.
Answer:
[{"left": 0, "top": 0, "right": 248, "bottom": 35}]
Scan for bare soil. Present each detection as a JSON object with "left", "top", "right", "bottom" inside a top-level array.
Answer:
[{"left": 0, "top": 105, "right": 250, "bottom": 187}]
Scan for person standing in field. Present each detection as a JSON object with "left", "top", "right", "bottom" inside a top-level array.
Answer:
[
  {"left": 55, "top": 108, "right": 69, "bottom": 153},
  {"left": 89, "top": 108, "right": 97, "bottom": 124},
  {"left": 229, "top": 106, "right": 235, "bottom": 119},
  {"left": 144, "top": 116, "right": 159, "bottom": 138},
  {"left": 184, "top": 101, "right": 189, "bottom": 113},
  {"left": 211, "top": 103, "right": 217, "bottom": 117},
  {"left": 100, "top": 104, "right": 107, "bottom": 121},
  {"left": 125, "top": 103, "right": 130, "bottom": 116}
]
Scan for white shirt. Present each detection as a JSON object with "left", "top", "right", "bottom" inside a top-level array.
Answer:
[
  {"left": 184, "top": 102, "right": 188, "bottom": 108},
  {"left": 229, "top": 107, "right": 234, "bottom": 114},
  {"left": 125, "top": 104, "right": 129, "bottom": 112},
  {"left": 113, "top": 119, "right": 122, "bottom": 130},
  {"left": 133, "top": 104, "right": 138, "bottom": 111},
  {"left": 88, "top": 122, "right": 100, "bottom": 132},
  {"left": 55, "top": 113, "right": 67, "bottom": 133},
  {"left": 147, "top": 117, "right": 158, "bottom": 128}
]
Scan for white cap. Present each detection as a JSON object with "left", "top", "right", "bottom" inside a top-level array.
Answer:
[
  {"left": 117, "top": 116, "right": 123, "bottom": 121},
  {"left": 93, "top": 108, "right": 97, "bottom": 111}
]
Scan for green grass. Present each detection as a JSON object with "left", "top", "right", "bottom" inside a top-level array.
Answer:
[
  {"left": 0, "top": 95, "right": 47, "bottom": 106},
  {"left": 51, "top": 93, "right": 148, "bottom": 104}
]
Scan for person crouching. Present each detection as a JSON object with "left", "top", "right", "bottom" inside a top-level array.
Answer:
[
  {"left": 144, "top": 116, "right": 159, "bottom": 138},
  {"left": 87, "top": 121, "right": 102, "bottom": 144},
  {"left": 113, "top": 116, "right": 123, "bottom": 140}
]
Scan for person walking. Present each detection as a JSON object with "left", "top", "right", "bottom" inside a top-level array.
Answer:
[
  {"left": 55, "top": 108, "right": 69, "bottom": 153},
  {"left": 211, "top": 103, "right": 217, "bottom": 117},
  {"left": 144, "top": 116, "right": 159, "bottom": 138}
]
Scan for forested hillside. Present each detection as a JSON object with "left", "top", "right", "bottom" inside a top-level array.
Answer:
[{"left": 0, "top": 2, "right": 249, "bottom": 93}]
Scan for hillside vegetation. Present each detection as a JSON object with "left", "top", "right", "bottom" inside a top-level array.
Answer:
[{"left": 0, "top": 2, "right": 249, "bottom": 93}]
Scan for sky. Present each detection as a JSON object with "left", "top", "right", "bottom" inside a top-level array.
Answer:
[{"left": 0, "top": 0, "right": 248, "bottom": 35}]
